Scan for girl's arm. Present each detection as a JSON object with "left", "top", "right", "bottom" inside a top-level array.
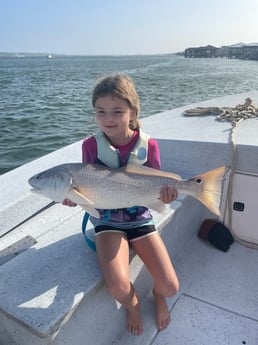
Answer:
[
  {"left": 82, "top": 136, "right": 97, "bottom": 163},
  {"left": 148, "top": 139, "right": 178, "bottom": 203}
]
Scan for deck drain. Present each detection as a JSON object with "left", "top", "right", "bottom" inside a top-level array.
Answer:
[{"left": 0, "top": 235, "right": 37, "bottom": 266}]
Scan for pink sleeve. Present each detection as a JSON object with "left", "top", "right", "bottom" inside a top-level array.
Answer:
[
  {"left": 146, "top": 138, "right": 161, "bottom": 170},
  {"left": 82, "top": 136, "right": 98, "bottom": 163}
]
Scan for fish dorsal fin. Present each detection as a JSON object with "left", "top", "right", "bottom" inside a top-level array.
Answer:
[{"left": 124, "top": 164, "right": 182, "bottom": 181}]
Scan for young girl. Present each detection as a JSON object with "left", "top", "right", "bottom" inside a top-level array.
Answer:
[{"left": 65, "top": 74, "right": 179, "bottom": 335}]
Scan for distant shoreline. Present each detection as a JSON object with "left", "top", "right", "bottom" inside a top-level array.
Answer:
[{"left": 0, "top": 52, "right": 176, "bottom": 58}]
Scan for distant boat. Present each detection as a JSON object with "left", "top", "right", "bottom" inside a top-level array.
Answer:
[
  {"left": 15, "top": 53, "right": 24, "bottom": 58},
  {"left": 47, "top": 54, "right": 53, "bottom": 59}
]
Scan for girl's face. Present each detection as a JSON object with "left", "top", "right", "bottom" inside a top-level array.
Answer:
[{"left": 94, "top": 95, "right": 136, "bottom": 143}]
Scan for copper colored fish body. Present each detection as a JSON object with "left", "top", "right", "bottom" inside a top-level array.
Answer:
[{"left": 28, "top": 163, "right": 227, "bottom": 218}]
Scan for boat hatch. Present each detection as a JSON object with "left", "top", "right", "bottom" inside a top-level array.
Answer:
[{"left": 224, "top": 171, "right": 258, "bottom": 245}]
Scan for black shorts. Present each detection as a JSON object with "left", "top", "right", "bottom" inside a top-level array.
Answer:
[{"left": 95, "top": 224, "right": 157, "bottom": 241}]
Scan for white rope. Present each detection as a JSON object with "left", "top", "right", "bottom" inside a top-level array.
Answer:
[
  {"left": 183, "top": 97, "right": 258, "bottom": 123},
  {"left": 184, "top": 98, "right": 258, "bottom": 249}
]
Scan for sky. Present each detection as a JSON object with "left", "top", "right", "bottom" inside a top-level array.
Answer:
[{"left": 1, "top": 0, "right": 257, "bottom": 55}]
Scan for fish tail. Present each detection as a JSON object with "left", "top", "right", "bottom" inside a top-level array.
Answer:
[{"left": 194, "top": 166, "right": 227, "bottom": 216}]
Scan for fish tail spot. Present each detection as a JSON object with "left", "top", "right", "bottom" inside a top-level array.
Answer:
[{"left": 195, "top": 166, "right": 227, "bottom": 216}]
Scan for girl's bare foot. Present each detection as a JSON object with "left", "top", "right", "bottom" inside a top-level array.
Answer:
[
  {"left": 153, "top": 289, "right": 171, "bottom": 330},
  {"left": 127, "top": 302, "right": 143, "bottom": 335},
  {"left": 124, "top": 284, "right": 143, "bottom": 335}
]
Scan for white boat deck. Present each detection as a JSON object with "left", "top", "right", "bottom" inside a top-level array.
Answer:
[
  {"left": 114, "top": 234, "right": 258, "bottom": 345},
  {"left": 1, "top": 92, "right": 258, "bottom": 344}
]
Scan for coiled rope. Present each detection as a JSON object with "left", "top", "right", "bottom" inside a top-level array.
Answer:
[{"left": 184, "top": 97, "right": 258, "bottom": 249}]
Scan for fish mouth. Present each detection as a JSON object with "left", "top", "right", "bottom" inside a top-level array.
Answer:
[
  {"left": 30, "top": 187, "right": 41, "bottom": 194},
  {"left": 28, "top": 176, "right": 41, "bottom": 192}
]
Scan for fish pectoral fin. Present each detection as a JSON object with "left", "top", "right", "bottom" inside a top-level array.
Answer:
[
  {"left": 125, "top": 164, "right": 182, "bottom": 180},
  {"left": 70, "top": 188, "right": 94, "bottom": 205},
  {"left": 79, "top": 205, "right": 100, "bottom": 219},
  {"left": 69, "top": 188, "right": 100, "bottom": 218}
]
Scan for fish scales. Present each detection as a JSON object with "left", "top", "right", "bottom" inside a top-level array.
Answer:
[
  {"left": 69, "top": 164, "right": 164, "bottom": 209},
  {"left": 28, "top": 163, "right": 227, "bottom": 217}
]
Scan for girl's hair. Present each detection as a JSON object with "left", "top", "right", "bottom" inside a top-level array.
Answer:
[{"left": 92, "top": 74, "right": 141, "bottom": 130}]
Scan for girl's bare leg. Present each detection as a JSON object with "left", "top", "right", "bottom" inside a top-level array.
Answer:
[
  {"left": 95, "top": 232, "right": 143, "bottom": 335},
  {"left": 125, "top": 283, "right": 142, "bottom": 335},
  {"left": 152, "top": 288, "right": 171, "bottom": 330},
  {"left": 131, "top": 233, "right": 179, "bottom": 330}
]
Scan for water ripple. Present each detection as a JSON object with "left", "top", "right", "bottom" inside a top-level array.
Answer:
[{"left": 1, "top": 55, "right": 258, "bottom": 174}]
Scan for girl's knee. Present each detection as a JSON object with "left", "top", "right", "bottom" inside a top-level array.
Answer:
[
  {"left": 156, "top": 277, "right": 179, "bottom": 297},
  {"left": 106, "top": 279, "right": 131, "bottom": 300}
]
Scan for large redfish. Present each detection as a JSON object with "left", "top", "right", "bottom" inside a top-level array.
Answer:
[{"left": 28, "top": 163, "right": 227, "bottom": 217}]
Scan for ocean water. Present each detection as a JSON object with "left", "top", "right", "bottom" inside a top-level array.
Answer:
[{"left": 1, "top": 54, "right": 258, "bottom": 175}]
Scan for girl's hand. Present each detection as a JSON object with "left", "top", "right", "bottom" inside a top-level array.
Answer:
[
  {"left": 62, "top": 198, "right": 77, "bottom": 207},
  {"left": 159, "top": 185, "right": 178, "bottom": 204}
]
